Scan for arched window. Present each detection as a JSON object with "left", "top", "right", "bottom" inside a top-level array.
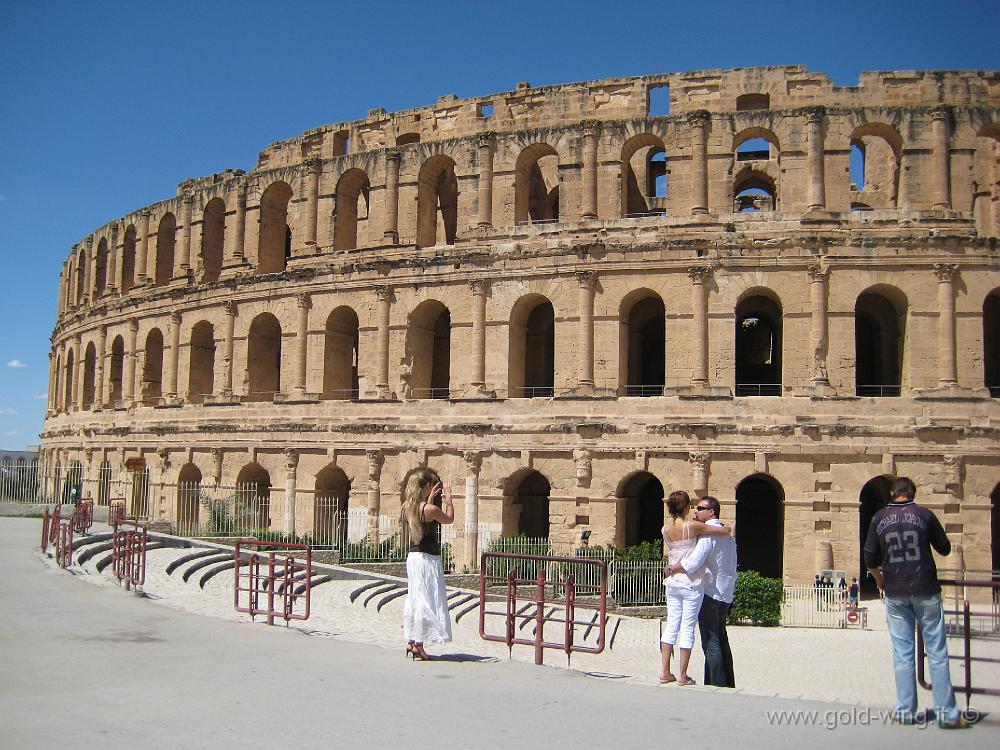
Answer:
[
  {"left": 416, "top": 155, "right": 458, "bottom": 247},
  {"left": 984, "top": 289, "right": 1000, "bottom": 397},
  {"left": 97, "top": 460, "right": 112, "bottom": 506},
  {"left": 323, "top": 307, "right": 359, "bottom": 400},
  {"left": 620, "top": 292, "right": 664, "bottom": 397},
  {"left": 63, "top": 349, "right": 75, "bottom": 410},
  {"left": 109, "top": 336, "right": 125, "bottom": 405},
  {"left": 508, "top": 295, "right": 554, "bottom": 398},
  {"left": 142, "top": 328, "right": 164, "bottom": 405},
  {"left": 858, "top": 475, "right": 893, "bottom": 598},
  {"left": 621, "top": 134, "right": 668, "bottom": 217},
  {"left": 94, "top": 238, "right": 108, "bottom": 298},
  {"left": 515, "top": 144, "right": 559, "bottom": 224},
  {"left": 404, "top": 301, "right": 451, "bottom": 399},
  {"left": 201, "top": 197, "right": 225, "bottom": 283},
  {"left": 74, "top": 249, "right": 87, "bottom": 306},
  {"left": 188, "top": 321, "right": 215, "bottom": 403},
  {"left": 258, "top": 182, "right": 293, "bottom": 273},
  {"left": 121, "top": 225, "right": 137, "bottom": 291},
  {"left": 129, "top": 465, "right": 150, "bottom": 518},
  {"left": 735, "top": 293, "right": 782, "bottom": 396},
  {"left": 82, "top": 342, "right": 97, "bottom": 410},
  {"left": 616, "top": 472, "right": 664, "bottom": 547},
  {"left": 176, "top": 463, "right": 202, "bottom": 533},
  {"left": 848, "top": 124, "right": 902, "bottom": 210},
  {"left": 247, "top": 313, "right": 281, "bottom": 401},
  {"left": 504, "top": 470, "right": 551, "bottom": 538},
  {"left": 235, "top": 463, "right": 270, "bottom": 531},
  {"left": 735, "top": 474, "right": 784, "bottom": 578},
  {"left": 396, "top": 133, "right": 420, "bottom": 146},
  {"left": 53, "top": 353, "right": 62, "bottom": 412},
  {"left": 334, "top": 169, "right": 371, "bottom": 251},
  {"left": 155, "top": 213, "right": 176, "bottom": 286},
  {"left": 855, "top": 287, "right": 906, "bottom": 397},
  {"left": 314, "top": 464, "right": 351, "bottom": 546},
  {"left": 733, "top": 129, "right": 779, "bottom": 211}
]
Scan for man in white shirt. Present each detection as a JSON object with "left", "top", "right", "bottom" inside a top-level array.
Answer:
[{"left": 668, "top": 496, "right": 737, "bottom": 687}]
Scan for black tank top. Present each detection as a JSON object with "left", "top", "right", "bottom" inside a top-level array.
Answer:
[{"left": 408, "top": 502, "right": 441, "bottom": 556}]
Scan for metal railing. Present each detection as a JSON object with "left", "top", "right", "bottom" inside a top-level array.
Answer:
[
  {"left": 511, "top": 385, "right": 555, "bottom": 398},
  {"left": 408, "top": 387, "right": 452, "bottom": 399},
  {"left": 735, "top": 383, "right": 781, "bottom": 397},
  {"left": 233, "top": 540, "right": 312, "bottom": 626},
  {"left": 112, "top": 520, "right": 148, "bottom": 591},
  {"left": 856, "top": 384, "right": 902, "bottom": 397},
  {"left": 622, "top": 384, "right": 664, "bottom": 397}
]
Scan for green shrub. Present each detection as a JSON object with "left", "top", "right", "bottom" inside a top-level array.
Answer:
[{"left": 728, "top": 570, "right": 783, "bottom": 626}]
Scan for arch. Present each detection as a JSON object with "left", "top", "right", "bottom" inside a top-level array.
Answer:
[
  {"left": 858, "top": 475, "right": 893, "bottom": 598},
  {"left": 201, "top": 197, "right": 225, "bottom": 283},
  {"left": 503, "top": 469, "right": 551, "bottom": 538},
  {"left": 416, "top": 155, "right": 458, "bottom": 247},
  {"left": 53, "top": 352, "right": 62, "bottom": 412},
  {"left": 508, "top": 294, "right": 554, "bottom": 398},
  {"left": 154, "top": 213, "right": 176, "bottom": 286},
  {"left": 82, "top": 342, "right": 97, "bottom": 410},
  {"left": 984, "top": 289, "right": 1000, "bottom": 396},
  {"left": 396, "top": 133, "right": 420, "bottom": 146},
  {"left": 74, "top": 248, "right": 87, "bottom": 306},
  {"left": 514, "top": 143, "right": 559, "bottom": 223},
  {"left": 733, "top": 169, "right": 777, "bottom": 212},
  {"left": 94, "top": 238, "right": 108, "bottom": 298},
  {"left": 735, "top": 291, "right": 782, "bottom": 396},
  {"left": 322, "top": 306, "right": 359, "bottom": 400},
  {"left": 405, "top": 300, "right": 451, "bottom": 399},
  {"left": 621, "top": 133, "right": 667, "bottom": 217},
  {"left": 258, "top": 181, "right": 293, "bottom": 273},
  {"left": 188, "top": 321, "right": 216, "bottom": 403},
  {"left": 235, "top": 462, "right": 270, "bottom": 531},
  {"left": 247, "top": 313, "right": 281, "bottom": 402},
  {"left": 129, "top": 464, "right": 150, "bottom": 518},
  {"left": 735, "top": 473, "right": 784, "bottom": 578},
  {"left": 849, "top": 123, "right": 902, "bottom": 209},
  {"left": 992, "top": 482, "right": 1000, "bottom": 573},
  {"left": 65, "top": 461, "right": 83, "bottom": 503},
  {"left": 63, "top": 349, "right": 75, "bottom": 410},
  {"left": 616, "top": 471, "right": 664, "bottom": 547},
  {"left": 176, "top": 463, "right": 202, "bottom": 532},
  {"left": 109, "top": 335, "right": 125, "bottom": 405},
  {"left": 142, "top": 328, "right": 164, "bottom": 405},
  {"left": 314, "top": 463, "right": 351, "bottom": 545},
  {"left": 121, "top": 225, "right": 137, "bottom": 291},
  {"left": 620, "top": 290, "right": 664, "bottom": 397},
  {"left": 855, "top": 286, "right": 907, "bottom": 396},
  {"left": 333, "top": 169, "right": 371, "bottom": 251},
  {"left": 97, "top": 460, "right": 111, "bottom": 506}
]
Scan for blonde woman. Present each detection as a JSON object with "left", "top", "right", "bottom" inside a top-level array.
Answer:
[{"left": 401, "top": 469, "right": 454, "bottom": 660}]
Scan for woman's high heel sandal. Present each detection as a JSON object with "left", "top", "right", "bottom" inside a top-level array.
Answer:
[{"left": 410, "top": 644, "right": 430, "bottom": 661}]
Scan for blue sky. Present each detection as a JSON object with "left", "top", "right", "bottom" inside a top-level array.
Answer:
[{"left": 0, "top": 0, "right": 997, "bottom": 450}]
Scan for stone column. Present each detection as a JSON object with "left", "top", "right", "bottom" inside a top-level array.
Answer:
[
  {"left": 181, "top": 194, "right": 194, "bottom": 276},
  {"left": 383, "top": 150, "right": 401, "bottom": 243},
  {"left": 808, "top": 264, "right": 830, "bottom": 385},
  {"left": 165, "top": 311, "right": 181, "bottom": 399},
  {"left": 463, "top": 451, "right": 482, "bottom": 570},
  {"left": 581, "top": 122, "right": 599, "bottom": 221},
  {"left": 477, "top": 134, "right": 495, "bottom": 228},
  {"left": 305, "top": 158, "right": 320, "bottom": 250},
  {"left": 46, "top": 350, "right": 55, "bottom": 416},
  {"left": 806, "top": 107, "right": 826, "bottom": 211},
  {"left": 155, "top": 448, "right": 170, "bottom": 520},
  {"left": 688, "top": 111, "right": 709, "bottom": 215},
  {"left": 107, "top": 222, "right": 120, "bottom": 296},
  {"left": 95, "top": 325, "right": 107, "bottom": 409},
  {"left": 576, "top": 271, "right": 597, "bottom": 392},
  {"left": 211, "top": 448, "right": 224, "bottom": 487},
  {"left": 229, "top": 184, "right": 247, "bottom": 262},
  {"left": 138, "top": 211, "right": 151, "bottom": 283},
  {"left": 83, "top": 237, "right": 94, "bottom": 305},
  {"left": 366, "top": 450, "right": 383, "bottom": 543},
  {"left": 931, "top": 106, "right": 951, "bottom": 210},
  {"left": 73, "top": 334, "right": 84, "bottom": 410},
  {"left": 294, "top": 293, "right": 311, "bottom": 394},
  {"left": 688, "top": 452, "right": 710, "bottom": 497},
  {"left": 374, "top": 285, "right": 392, "bottom": 398},
  {"left": 933, "top": 263, "right": 959, "bottom": 386},
  {"left": 221, "top": 301, "right": 236, "bottom": 397},
  {"left": 125, "top": 319, "right": 138, "bottom": 406},
  {"left": 283, "top": 448, "right": 299, "bottom": 535},
  {"left": 470, "top": 280, "right": 488, "bottom": 391},
  {"left": 688, "top": 267, "right": 711, "bottom": 387}
]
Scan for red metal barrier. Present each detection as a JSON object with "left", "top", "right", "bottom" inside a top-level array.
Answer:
[
  {"left": 49, "top": 505, "right": 61, "bottom": 544},
  {"left": 74, "top": 499, "right": 94, "bottom": 534},
  {"left": 479, "top": 552, "right": 608, "bottom": 665},
  {"left": 233, "top": 540, "right": 312, "bottom": 626},
  {"left": 112, "top": 520, "right": 148, "bottom": 591},
  {"left": 109, "top": 501, "right": 125, "bottom": 527},
  {"left": 41, "top": 507, "right": 51, "bottom": 552},
  {"left": 55, "top": 521, "right": 74, "bottom": 569}
]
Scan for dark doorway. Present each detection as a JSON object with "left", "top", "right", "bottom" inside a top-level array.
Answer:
[
  {"left": 619, "top": 472, "right": 664, "bottom": 547},
  {"left": 992, "top": 483, "right": 999, "bottom": 573},
  {"left": 859, "top": 475, "right": 893, "bottom": 598},
  {"left": 513, "top": 471, "right": 551, "bottom": 538},
  {"left": 735, "top": 474, "right": 784, "bottom": 578}
]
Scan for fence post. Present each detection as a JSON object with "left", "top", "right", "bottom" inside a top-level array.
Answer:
[{"left": 534, "top": 567, "right": 546, "bottom": 665}]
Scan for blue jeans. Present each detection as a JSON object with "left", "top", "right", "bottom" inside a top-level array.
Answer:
[
  {"left": 697, "top": 595, "right": 734, "bottom": 687},
  {"left": 884, "top": 594, "right": 958, "bottom": 724}
]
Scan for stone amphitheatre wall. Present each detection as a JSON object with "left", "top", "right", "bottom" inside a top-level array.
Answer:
[{"left": 41, "top": 66, "right": 1000, "bottom": 582}]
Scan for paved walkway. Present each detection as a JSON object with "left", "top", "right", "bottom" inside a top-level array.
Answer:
[{"left": 3, "top": 518, "right": 995, "bottom": 747}]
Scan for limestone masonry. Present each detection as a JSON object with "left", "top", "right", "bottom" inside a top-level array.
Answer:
[{"left": 42, "top": 66, "right": 1000, "bottom": 583}]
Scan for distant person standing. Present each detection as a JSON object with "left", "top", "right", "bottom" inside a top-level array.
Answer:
[
  {"left": 863, "top": 477, "right": 968, "bottom": 729},
  {"left": 848, "top": 577, "right": 859, "bottom": 608}
]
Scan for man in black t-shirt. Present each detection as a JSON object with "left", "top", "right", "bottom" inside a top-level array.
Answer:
[{"left": 863, "top": 477, "right": 967, "bottom": 729}]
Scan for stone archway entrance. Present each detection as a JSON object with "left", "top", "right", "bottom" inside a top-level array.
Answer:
[
  {"left": 859, "top": 475, "right": 893, "bottom": 598},
  {"left": 735, "top": 474, "right": 784, "bottom": 579},
  {"left": 617, "top": 472, "right": 664, "bottom": 547}
]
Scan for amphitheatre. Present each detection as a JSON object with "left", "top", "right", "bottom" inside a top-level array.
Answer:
[{"left": 36, "top": 64, "right": 1000, "bottom": 587}]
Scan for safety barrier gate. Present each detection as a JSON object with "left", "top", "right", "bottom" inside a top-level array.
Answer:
[
  {"left": 233, "top": 540, "right": 312, "bottom": 626},
  {"left": 918, "top": 576, "right": 1000, "bottom": 709},
  {"left": 108, "top": 501, "right": 125, "bottom": 527},
  {"left": 55, "top": 520, "right": 73, "bottom": 569},
  {"left": 40, "top": 505, "right": 62, "bottom": 553},
  {"left": 74, "top": 499, "right": 94, "bottom": 534},
  {"left": 479, "top": 552, "right": 608, "bottom": 665},
  {"left": 112, "top": 520, "right": 148, "bottom": 591}
]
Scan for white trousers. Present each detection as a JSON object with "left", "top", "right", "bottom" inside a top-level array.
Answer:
[{"left": 661, "top": 585, "right": 704, "bottom": 650}]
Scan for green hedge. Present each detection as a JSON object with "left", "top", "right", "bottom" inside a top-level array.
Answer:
[{"left": 728, "top": 570, "right": 783, "bottom": 626}]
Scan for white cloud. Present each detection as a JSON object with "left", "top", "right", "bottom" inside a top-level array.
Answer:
[
  {"left": 33, "top": 394, "right": 47, "bottom": 401},
  {"left": 0, "top": 408, "right": 17, "bottom": 415},
  {"left": 6, "top": 359, "right": 27, "bottom": 369}
]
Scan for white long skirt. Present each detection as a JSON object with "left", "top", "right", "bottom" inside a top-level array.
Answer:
[{"left": 402, "top": 552, "right": 453, "bottom": 644}]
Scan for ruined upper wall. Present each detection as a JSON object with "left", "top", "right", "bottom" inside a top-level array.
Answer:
[{"left": 255, "top": 66, "right": 1000, "bottom": 169}]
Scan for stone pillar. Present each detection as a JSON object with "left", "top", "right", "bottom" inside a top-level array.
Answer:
[
  {"left": 470, "top": 280, "right": 488, "bottom": 391},
  {"left": 576, "top": 271, "right": 597, "bottom": 392},
  {"left": 229, "top": 184, "right": 247, "bottom": 262},
  {"left": 221, "top": 301, "right": 236, "bottom": 397},
  {"left": 808, "top": 264, "right": 830, "bottom": 385},
  {"left": 931, "top": 107, "right": 951, "bottom": 210},
  {"left": 181, "top": 194, "right": 194, "bottom": 276},
  {"left": 477, "top": 134, "right": 494, "bottom": 228},
  {"left": 138, "top": 211, "right": 151, "bottom": 283},
  {"left": 581, "top": 122, "right": 599, "bottom": 221},
  {"left": 83, "top": 237, "right": 94, "bottom": 305},
  {"left": 95, "top": 325, "right": 107, "bottom": 409},
  {"left": 806, "top": 107, "right": 826, "bottom": 211},
  {"left": 155, "top": 448, "right": 170, "bottom": 520},
  {"left": 815, "top": 540, "right": 834, "bottom": 573},
  {"left": 73, "top": 334, "right": 84, "bottom": 410},
  {"left": 283, "top": 448, "right": 298, "bottom": 535},
  {"left": 107, "top": 222, "right": 120, "bottom": 296},
  {"left": 294, "top": 293, "right": 310, "bottom": 394},
  {"left": 305, "top": 158, "right": 320, "bottom": 250},
  {"left": 366, "top": 449, "right": 383, "bottom": 543},
  {"left": 165, "top": 311, "right": 181, "bottom": 399},
  {"left": 688, "top": 111, "right": 709, "bottom": 215},
  {"left": 383, "top": 150, "right": 401, "bottom": 243},
  {"left": 933, "top": 263, "right": 959, "bottom": 386},
  {"left": 688, "top": 267, "right": 711, "bottom": 387},
  {"left": 374, "top": 285, "right": 392, "bottom": 398},
  {"left": 125, "top": 319, "right": 138, "bottom": 406},
  {"left": 689, "top": 452, "right": 710, "bottom": 497},
  {"left": 46, "top": 350, "right": 55, "bottom": 416},
  {"left": 463, "top": 451, "right": 482, "bottom": 570},
  {"left": 211, "top": 448, "right": 224, "bottom": 487}
]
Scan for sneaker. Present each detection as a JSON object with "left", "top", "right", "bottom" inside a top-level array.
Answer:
[
  {"left": 891, "top": 711, "right": 918, "bottom": 726},
  {"left": 938, "top": 716, "right": 970, "bottom": 730}
]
